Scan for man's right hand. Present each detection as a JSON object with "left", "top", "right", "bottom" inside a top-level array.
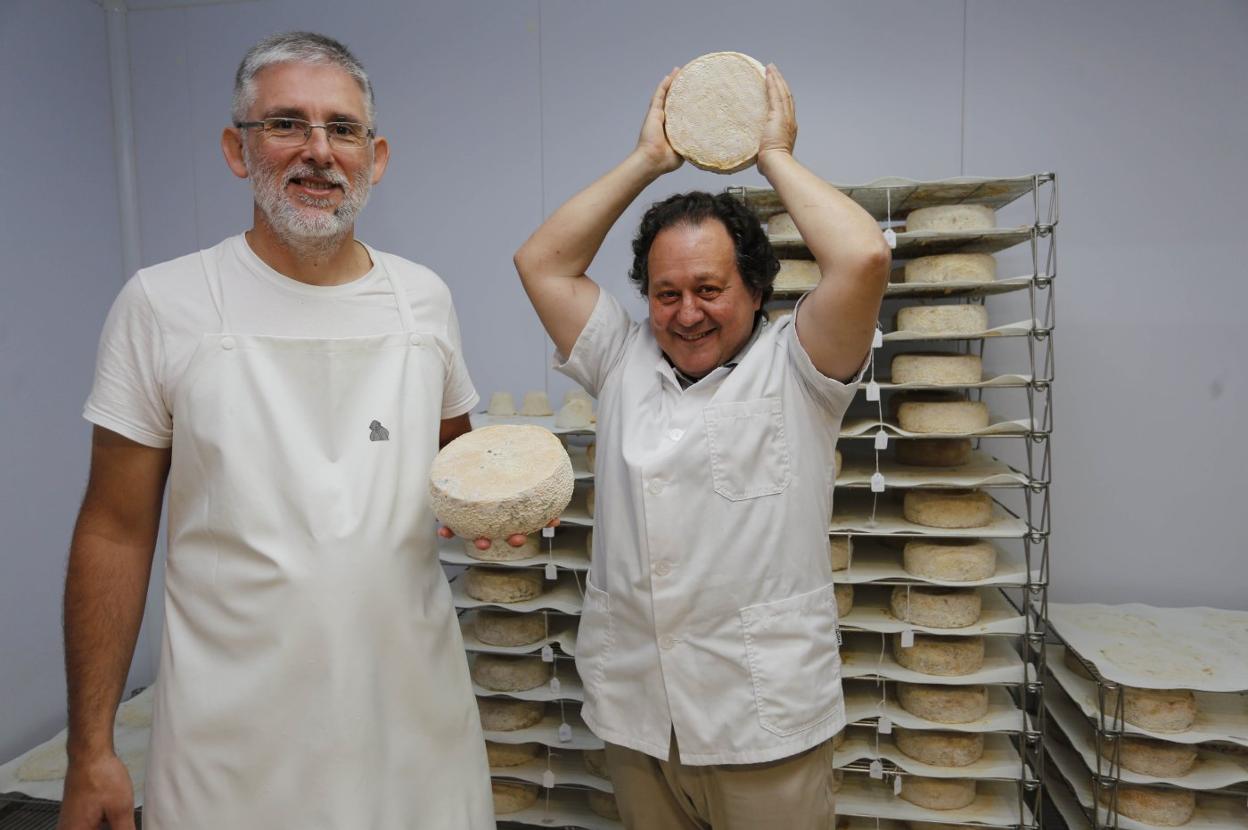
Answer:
[
  {"left": 58, "top": 752, "right": 136, "bottom": 830},
  {"left": 634, "top": 69, "right": 684, "bottom": 175}
]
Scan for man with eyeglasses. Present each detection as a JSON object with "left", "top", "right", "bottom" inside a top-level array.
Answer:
[{"left": 58, "top": 32, "right": 493, "bottom": 829}]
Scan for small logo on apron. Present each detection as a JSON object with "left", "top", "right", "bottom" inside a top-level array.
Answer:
[{"left": 369, "top": 420, "right": 390, "bottom": 442}]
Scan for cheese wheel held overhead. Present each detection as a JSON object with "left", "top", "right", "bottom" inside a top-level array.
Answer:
[
  {"left": 664, "top": 52, "right": 768, "bottom": 173},
  {"left": 430, "top": 425, "right": 574, "bottom": 541}
]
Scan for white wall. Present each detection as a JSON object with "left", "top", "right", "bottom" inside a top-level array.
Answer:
[{"left": 3, "top": 0, "right": 1245, "bottom": 763}]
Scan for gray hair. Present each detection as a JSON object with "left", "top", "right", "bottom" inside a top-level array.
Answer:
[{"left": 232, "top": 31, "right": 375, "bottom": 125}]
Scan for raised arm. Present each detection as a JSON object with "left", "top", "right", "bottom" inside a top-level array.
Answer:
[
  {"left": 514, "top": 70, "right": 683, "bottom": 358},
  {"left": 756, "top": 66, "right": 891, "bottom": 382},
  {"left": 59, "top": 427, "right": 170, "bottom": 830}
]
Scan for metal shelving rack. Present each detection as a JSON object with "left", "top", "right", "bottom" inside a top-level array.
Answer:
[{"left": 730, "top": 173, "right": 1058, "bottom": 830}]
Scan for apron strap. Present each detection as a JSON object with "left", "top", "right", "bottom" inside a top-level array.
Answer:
[
  {"left": 199, "top": 247, "right": 231, "bottom": 334},
  {"left": 373, "top": 248, "right": 417, "bottom": 333}
]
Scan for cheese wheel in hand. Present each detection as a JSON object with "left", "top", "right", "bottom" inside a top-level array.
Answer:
[
  {"left": 664, "top": 52, "right": 768, "bottom": 173},
  {"left": 430, "top": 425, "right": 574, "bottom": 540}
]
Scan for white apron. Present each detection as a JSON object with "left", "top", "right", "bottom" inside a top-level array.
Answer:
[{"left": 143, "top": 247, "right": 493, "bottom": 829}]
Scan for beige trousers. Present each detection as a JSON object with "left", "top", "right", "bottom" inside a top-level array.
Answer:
[{"left": 604, "top": 733, "right": 838, "bottom": 830}]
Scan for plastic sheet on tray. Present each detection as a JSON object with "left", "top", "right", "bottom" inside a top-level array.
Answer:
[
  {"left": 493, "top": 785, "right": 621, "bottom": 829},
  {"left": 831, "top": 540, "right": 1034, "bottom": 589},
  {"left": 883, "top": 319, "right": 1039, "bottom": 343},
  {"left": 770, "top": 226, "right": 1034, "bottom": 262},
  {"left": 842, "top": 680, "right": 1030, "bottom": 735},
  {"left": 871, "top": 373, "right": 1033, "bottom": 391},
  {"left": 490, "top": 747, "right": 612, "bottom": 794},
  {"left": 841, "top": 416, "right": 1034, "bottom": 439},
  {"left": 439, "top": 534, "right": 590, "bottom": 572},
  {"left": 1046, "top": 679, "right": 1248, "bottom": 790},
  {"left": 1046, "top": 645, "right": 1248, "bottom": 747},
  {"left": 1045, "top": 735, "right": 1247, "bottom": 830},
  {"left": 836, "top": 451, "right": 1029, "bottom": 489},
  {"left": 471, "top": 654, "right": 584, "bottom": 703},
  {"left": 834, "top": 728, "right": 1032, "bottom": 781},
  {"left": 482, "top": 706, "right": 602, "bottom": 751},
  {"left": 838, "top": 585, "right": 1026, "bottom": 637},
  {"left": 452, "top": 570, "right": 585, "bottom": 615},
  {"left": 1048, "top": 603, "right": 1248, "bottom": 693},
  {"left": 834, "top": 771, "right": 1033, "bottom": 827},
  {"left": 840, "top": 633, "right": 1033, "bottom": 686},
  {"left": 459, "top": 611, "right": 578, "bottom": 657},
  {"left": 830, "top": 493, "right": 1027, "bottom": 539}
]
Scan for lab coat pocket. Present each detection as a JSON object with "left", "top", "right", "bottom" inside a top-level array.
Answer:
[
  {"left": 576, "top": 578, "right": 614, "bottom": 698},
  {"left": 703, "top": 397, "right": 791, "bottom": 501},
  {"left": 739, "top": 583, "right": 843, "bottom": 737}
]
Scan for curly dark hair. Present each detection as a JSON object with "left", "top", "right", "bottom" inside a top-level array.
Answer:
[{"left": 629, "top": 191, "right": 780, "bottom": 305}]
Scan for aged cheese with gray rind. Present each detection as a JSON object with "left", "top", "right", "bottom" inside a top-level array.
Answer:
[
  {"left": 897, "top": 683, "right": 989, "bottom": 724},
  {"left": 1098, "top": 784, "right": 1196, "bottom": 827},
  {"left": 431, "top": 425, "right": 574, "bottom": 540},
  {"left": 473, "top": 610, "right": 548, "bottom": 647},
  {"left": 486, "top": 740, "right": 541, "bottom": 767},
  {"left": 492, "top": 780, "right": 539, "bottom": 814},
  {"left": 903, "top": 539, "right": 997, "bottom": 582},
  {"left": 899, "top": 776, "right": 977, "bottom": 810},
  {"left": 903, "top": 489, "right": 993, "bottom": 529},
  {"left": 472, "top": 654, "right": 553, "bottom": 692},
  {"left": 478, "top": 697, "right": 545, "bottom": 731},
  {"left": 665, "top": 52, "right": 768, "bottom": 173},
  {"left": 890, "top": 585, "right": 983, "bottom": 628},
  {"left": 464, "top": 566, "right": 544, "bottom": 604},
  {"left": 1100, "top": 737, "right": 1198, "bottom": 777},
  {"left": 894, "top": 634, "right": 985, "bottom": 676},
  {"left": 898, "top": 401, "right": 989, "bottom": 434},
  {"left": 896, "top": 439, "right": 973, "bottom": 467},
  {"left": 895, "top": 728, "right": 985, "bottom": 767}
]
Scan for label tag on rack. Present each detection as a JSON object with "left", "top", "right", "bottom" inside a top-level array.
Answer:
[
  {"left": 545, "top": 562, "right": 558, "bottom": 581},
  {"left": 872, "top": 328, "right": 884, "bottom": 349},
  {"left": 541, "top": 769, "right": 556, "bottom": 789},
  {"left": 542, "top": 526, "right": 555, "bottom": 538},
  {"left": 893, "top": 774, "right": 904, "bottom": 796},
  {"left": 900, "top": 629, "right": 916, "bottom": 648},
  {"left": 870, "top": 472, "right": 886, "bottom": 493},
  {"left": 541, "top": 645, "right": 554, "bottom": 663},
  {"left": 549, "top": 676, "right": 561, "bottom": 694},
  {"left": 874, "top": 429, "right": 889, "bottom": 451},
  {"left": 558, "top": 722, "right": 572, "bottom": 743},
  {"left": 865, "top": 381, "right": 880, "bottom": 402},
  {"left": 883, "top": 229, "right": 897, "bottom": 249},
  {"left": 877, "top": 716, "right": 892, "bottom": 735},
  {"left": 869, "top": 759, "right": 884, "bottom": 779}
]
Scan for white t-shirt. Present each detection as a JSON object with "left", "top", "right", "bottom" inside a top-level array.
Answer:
[{"left": 85, "top": 234, "right": 479, "bottom": 447}]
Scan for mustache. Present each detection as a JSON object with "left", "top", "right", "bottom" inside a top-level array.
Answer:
[{"left": 284, "top": 164, "right": 349, "bottom": 187}]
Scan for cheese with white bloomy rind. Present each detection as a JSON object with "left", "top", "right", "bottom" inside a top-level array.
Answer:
[
  {"left": 487, "top": 392, "right": 517, "bottom": 416},
  {"left": 555, "top": 398, "right": 593, "bottom": 429},
  {"left": 430, "top": 425, "right": 574, "bottom": 541},
  {"left": 664, "top": 52, "right": 768, "bottom": 174},
  {"left": 519, "top": 391, "right": 553, "bottom": 416}
]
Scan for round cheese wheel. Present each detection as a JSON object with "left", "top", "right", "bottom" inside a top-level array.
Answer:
[
  {"left": 905, "top": 205, "right": 996, "bottom": 233},
  {"left": 478, "top": 697, "right": 545, "bottom": 731},
  {"left": 896, "top": 439, "right": 973, "bottom": 467},
  {"left": 899, "top": 776, "right": 977, "bottom": 810},
  {"left": 486, "top": 740, "right": 541, "bottom": 767},
  {"left": 487, "top": 391, "right": 517, "bottom": 416},
  {"left": 17, "top": 739, "right": 68, "bottom": 782},
  {"left": 492, "top": 780, "right": 539, "bottom": 814},
  {"left": 465, "top": 534, "right": 539, "bottom": 562},
  {"left": 775, "top": 259, "right": 822, "bottom": 291},
  {"left": 471, "top": 654, "right": 553, "bottom": 692},
  {"left": 519, "top": 391, "right": 553, "bottom": 416},
  {"left": 895, "top": 728, "right": 985, "bottom": 767},
  {"left": 903, "top": 540, "right": 997, "bottom": 582},
  {"left": 563, "top": 388, "right": 592, "bottom": 407},
  {"left": 897, "top": 683, "right": 989, "bottom": 724},
  {"left": 904, "top": 489, "right": 993, "bottom": 529},
  {"left": 431, "top": 425, "right": 574, "bottom": 540},
  {"left": 894, "top": 634, "right": 985, "bottom": 676},
  {"left": 664, "top": 52, "right": 768, "bottom": 173},
  {"left": 1098, "top": 784, "right": 1196, "bottom": 827},
  {"left": 464, "top": 566, "right": 545, "bottom": 604},
  {"left": 474, "top": 610, "right": 548, "bottom": 647},
  {"left": 891, "top": 353, "right": 983, "bottom": 385},
  {"left": 898, "top": 401, "right": 989, "bottom": 434},
  {"left": 1116, "top": 688, "right": 1200, "bottom": 733},
  {"left": 583, "top": 749, "right": 610, "bottom": 780},
  {"left": 587, "top": 790, "right": 621, "bottom": 820},
  {"left": 555, "top": 398, "right": 593, "bottom": 429},
  {"left": 904, "top": 253, "right": 996, "bottom": 285},
  {"left": 889, "top": 585, "right": 982, "bottom": 629},
  {"left": 1101, "top": 737, "right": 1198, "bottom": 778},
  {"left": 769, "top": 212, "right": 798, "bottom": 237},
  {"left": 896, "top": 305, "right": 989, "bottom": 336},
  {"left": 830, "top": 536, "right": 850, "bottom": 571},
  {"left": 835, "top": 583, "right": 854, "bottom": 617}
]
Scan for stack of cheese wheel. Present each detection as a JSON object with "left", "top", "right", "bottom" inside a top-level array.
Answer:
[
  {"left": 896, "top": 304, "right": 989, "bottom": 337},
  {"left": 775, "top": 258, "right": 821, "bottom": 291},
  {"left": 1063, "top": 650, "right": 1200, "bottom": 733},
  {"left": 889, "top": 585, "right": 983, "bottom": 629}
]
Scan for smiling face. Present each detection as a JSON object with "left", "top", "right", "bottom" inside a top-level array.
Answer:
[
  {"left": 227, "top": 61, "right": 387, "bottom": 247},
  {"left": 647, "top": 219, "right": 763, "bottom": 379}
]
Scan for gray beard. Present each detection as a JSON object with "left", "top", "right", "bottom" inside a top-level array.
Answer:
[{"left": 244, "top": 146, "right": 373, "bottom": 257}]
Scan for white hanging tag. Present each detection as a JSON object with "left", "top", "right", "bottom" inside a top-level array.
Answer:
[
  {"left": 542, "top": 526, "right": 555, "bottom": 538},
  {"left": 545, "top": 562, "right": 558, "bottom": 581},
  {"left": 870, "top": 472, "right": 886, "bottom": 493},
  {"left": 865, "top": 380, "right": 880, "bottom": 402},
  {"left": 883, "top": 228, "right": 897, "bottom": 249},
  {"left": 549, "top": 676, "right": 562, "bottom": 694},
  {"left": 877, "top": 716, "right": 892, "bottom": 735},
  {"left": 869, "top": 759, "right": 884, "bottom": 779},
  {"left": 541, "top": 645, "right": 554, "bottom": 662},
  {"left": 872, "top": 328, "right": 884, "bottom": 349},
  {"left": 874, "top": 429, "right": 889, "bottom": 451},
  {"left": 557, "top": 722, "right": 573, "bottom": 743},
  {"left": 893, "top": 774, "right": 904, "bottom": 795},
  {"left": 541, "top": 769, "right": 556, "bottom": 789},
  {"left": 900, "top": 629, "right": 916, "bottom": 648}
]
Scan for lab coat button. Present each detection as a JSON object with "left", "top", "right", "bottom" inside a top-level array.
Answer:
[
  {"left": 409, "top": 333, "right": 422, "bottom": 346},
  {"left": 668, "top": 429, "right": 684, "bottom": 442},
  {"left": 659, "top": 635, "right": 676, "bottom": 650},
  {"left": 221, "top": 337, "right": 235, "bottom": 350},
  {"left": 647, "top": 480, "right": 664, "bottom": 495},
  {"left": 654, "top": 560, "right": 672, "bottom": 576}
]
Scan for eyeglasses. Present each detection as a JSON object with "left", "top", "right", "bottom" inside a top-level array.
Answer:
[{"left": 235, "top": 117, "right": 375, "bottom": 149}]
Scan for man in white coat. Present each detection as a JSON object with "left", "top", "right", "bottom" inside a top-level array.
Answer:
[
  {"left": 58, "top": 32, "right": 493, "bottom": 829},
  {"left": 513, "top": 66, "right": 890, "bottom": 829}
]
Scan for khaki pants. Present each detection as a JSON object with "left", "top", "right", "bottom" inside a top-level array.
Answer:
[{"left": 604, "top": 732, "right": 838, "bottom": 830}]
